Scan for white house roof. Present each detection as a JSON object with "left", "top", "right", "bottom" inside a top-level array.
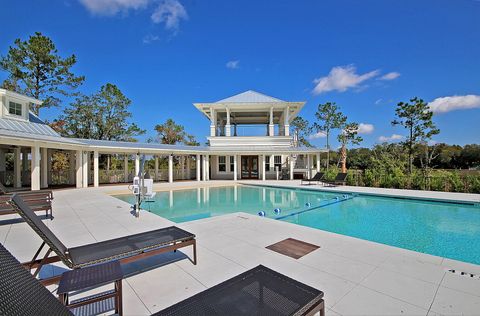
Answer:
[{"left": 216, "top": 90, "right": 284, "bottom": 103}]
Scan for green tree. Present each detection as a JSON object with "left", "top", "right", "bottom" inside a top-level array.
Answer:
[
  {"left": 314, "top": 102, "right": 346, "bottom": 170},
  {"left": 290, "top": 116, "right": 313, "bottom": 147},
  {"left": 392, "top": 97, "right": 439, "bottom": 173},
  {"left": 0, "top": 32, "right": 84, "bottom": 115},
  {"left": 154, "top": 119, "right": 198, "bottom": 145},
  {"left": 337, "top": 122, "right": 363, "bottom": 173},
  {"left": 58, "top": 83, "right": 145, "bottom": 141}
]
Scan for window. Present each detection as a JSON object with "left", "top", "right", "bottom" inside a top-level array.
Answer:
[
  {"left": 265, "top": 156, "right": 270, "bottom": 172},
  {"left": 218, "top": 156, "right": 226, "bottom": 172},
  {"left": 230, "top": 156, "right": 235, "bottom": 172},
  {"left": 274, "top": 155, "right": 282, "bottom": 171},
  {"left": 8, "top": 102, "right": 22, "bottom": 116}
]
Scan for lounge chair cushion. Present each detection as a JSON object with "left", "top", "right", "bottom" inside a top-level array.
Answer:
[{"left": 68, "top": 227, "right": 195, "bottom": 267}]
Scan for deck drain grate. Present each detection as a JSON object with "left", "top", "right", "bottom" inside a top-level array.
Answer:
[
  {"left": 266, "top": 238, "right": 320, "bottom": 259},
  {"left": 447, "top": 269, "right": 480, "bottom": 280}
]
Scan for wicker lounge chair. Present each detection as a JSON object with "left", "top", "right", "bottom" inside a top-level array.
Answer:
[
  {"left": 8, "top": 194, "right": 197, "bottom": 285},
  {"left": 0, "top": 243, "right": 324, "bottom": 316},
  {"left": 301, "top": 172, "right": 325, "bottom": 185},
  {"left": 0, "top": 190, "right": 53, "bottom": 218},
  {"left": 323, "top": 173, "right": 348, "bottom": 187}
]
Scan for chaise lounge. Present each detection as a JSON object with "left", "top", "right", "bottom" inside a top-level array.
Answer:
[
  {"left": 301, "top": 172, "right": 325, "bottom": 185},
  {"left": 323, "top": 173, "right": 348, "bottom": 187},
  {"left": 0, "top": 242, "right": 325, "bottom": 316},
  {"left": 8, "top": 194, "right": 197, "bottom": 285},
  {"left": 0, "top": 190, "right": 53, "bottom": 219}
]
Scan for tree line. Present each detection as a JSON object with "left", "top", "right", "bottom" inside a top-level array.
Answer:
[{"left": 1, "top": 32, "right": 196, "bottom": 146}]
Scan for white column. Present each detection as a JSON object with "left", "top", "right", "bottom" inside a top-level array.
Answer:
[
  {"left": 225, "top": 107, "right": 231, "bottom": 137},
  {"left": 134, "top": 154, "right": 140, "bottom": 176},
  {"left": 41, "top": 148, "right": 48, "bottom": 188},
  {"left": 168, "top": 154, "right": 173, "bottom": 183},
  {"left": 289, "top": 156, "right": 294, "bottom": 180},
  {"left": 0, "top": 149, "right": 5, "bottom": 184},
  {"left": 206, "top": 155, "right": 210, "bottom": 181},
  {"left": 154, "top": 155, "right": 159, "bottom": 181},
  {"left": 93, "top": 151, "right": 99, "bottom": 187},
  {"left": 270, "top": 154, "right": 274, "bottom": 171},
  {"left": 210, "top": 107, "right": 216, "bottom": 136},
  {"left": 269, "top": 107, "right": 274, "bottom": 136},
  {"left": 14, "top": 148, "right": 21, "bottom": 188},
  {"left": 316, "top": 152, "right": 321, "bottom": 172},
  {"left": 21, "top": 148, "right": 28, "bottom": 185},
  {"left": 233, "top": 155, "right": 238, "bottom": 181},
  {"left": 82, "top": 151, "right": 88, "bottom": 188},
  {"left": 31, "top": 145, "right": 40, "bottom": 191},
  {"left": 47, "top": 149, "right": 52, "bottom": 185},
  {"left": 124, "top": 154, "right": 129, "bottom": 182},
  {"left": 68, "top": 151, "right": 75, "bottom": 185},
  {"left": 306, "top": 154, "right": 312, "bottom": 178},
  {"left": 75, "top": 150, "right": 83, "bottom": 188},
  {"left": 202, "top": 155, "right": 206, "bottom": 181},
  {"left": 284, "top": 106, "right": 290, "bottom": 137},
  {"left": 196, "top": 154, "right": 201, "bottom": 181},
  {"left": 262, "top": 154, "right": 266, "bottom": 181},
  {"left": 186, "top": 156, "right": 191, "bottom": 180}
]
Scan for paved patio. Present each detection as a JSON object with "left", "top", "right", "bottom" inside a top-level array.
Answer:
[{"left": 2, "top": 181, "right": 480, "bottom": 315}]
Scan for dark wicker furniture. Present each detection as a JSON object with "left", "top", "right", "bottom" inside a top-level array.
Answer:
[
  {"left": 0, "top": 190, "right": 53, "bottom": 218},
  {"left": 155, "top": 265, "right": 325, "bottom": 316},
  {"left": 323, "top": 173, "right": 348, "bottom": 187},
  {"left": 1, "top": 244, "right": 324, "bottom": 316},
  {"left": 58, "top": 261, "right": 124, "bottom": 315},
  {"left": 8, "top": 194, "right": 197, "bottom": 285},
  {"left": 301, "top": 172, "right": 325, "bottom": 185}
]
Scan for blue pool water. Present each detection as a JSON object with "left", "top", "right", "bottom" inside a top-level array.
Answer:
[{"left": 114, "top": 185, "right": 480, "bottom": 264}]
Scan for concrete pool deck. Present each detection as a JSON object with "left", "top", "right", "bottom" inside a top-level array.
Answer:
[{"left": 1, "top": 181, "right": 480, "bottom": 315}]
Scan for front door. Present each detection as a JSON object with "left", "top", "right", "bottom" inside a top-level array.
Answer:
[{"left": 241, "top": 156, "right": 259, "bottom": 179}]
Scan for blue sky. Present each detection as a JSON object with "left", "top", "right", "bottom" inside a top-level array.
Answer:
[{"left": 1, "top": 0, "right": 479, "bottom": 148}]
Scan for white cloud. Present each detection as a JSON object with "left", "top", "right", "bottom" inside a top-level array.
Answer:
[
  {"left": 151, "top": 0, "right": 188, "bottom": 32},
  {"left": 226, "top": 60, "right": 240, "bottom": 69},
  {"left": 378, "top": 134, "right": 404, "bottom": 142},
  {"left": 309, "top": 131, "right": 327, "bottom": 139},
  {"left": 312, "top": 65, "right": 380, "bottom": 95},
  {"left": 375, "top": 98, "right": 383, "bottom": 105},
  {"left": 379, "top": 72, "right": 400, "bottom": 81},
  {"left": 79, "top": 0, "right": 148, "bottom": 15},
  {"left": 428, "top": 95, "right": 480, "bottom": 114},
  {"left": 357, "top": 123, "right": 375, "bottom": 134},
  {"left": 142, "top": 34, "right": 160, "bottom": 44}
]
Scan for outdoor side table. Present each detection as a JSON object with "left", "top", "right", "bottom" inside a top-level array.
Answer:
[{"left": 57, "top": 260, "right": 124, "bottom": 315}]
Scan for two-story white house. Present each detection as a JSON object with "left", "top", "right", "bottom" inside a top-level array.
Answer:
[{"left": 0, "top": 89, "right": 325, "bottom": 191}]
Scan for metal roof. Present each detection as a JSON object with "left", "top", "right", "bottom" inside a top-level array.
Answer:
[
  {"left": 0, "top": 112, "right": 61, "bottom": 137},
  {"left": 73, "top": 138, "right": 209, "bottom": 152},
  {"left": 216, "top": 90, "right": 284, "bottom": 103}
]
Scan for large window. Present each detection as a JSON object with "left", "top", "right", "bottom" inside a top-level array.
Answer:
[
  {"left": 265, "top": 156, "right": 270, "bottom": 172},
  {"left": 218, "top": 156, "right": 226, "bottom": 172},
  {"left": 8, "top": 101, "right": 22, "bottom": 116},
  {"left": 230, "top": 156, "right": 235, "bottom": 172},
  {"left": 274, "top": 155, "right": 282, "bottom": 171}
]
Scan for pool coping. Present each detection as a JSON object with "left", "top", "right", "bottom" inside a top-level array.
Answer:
[{"left": 241, "top": 182, "right": 480, "bottom": 206}]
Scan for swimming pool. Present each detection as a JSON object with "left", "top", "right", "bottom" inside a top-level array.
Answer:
[{"left": 114, "top": 185, "right": 480, "bottom": 265}]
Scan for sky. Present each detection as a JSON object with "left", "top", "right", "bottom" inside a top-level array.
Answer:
[{"left": 1, "top": 0, "right": 480, "bottom": 148}]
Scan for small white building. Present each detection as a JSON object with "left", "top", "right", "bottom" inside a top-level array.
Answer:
[{"left": 0, "top": 89, "right": 325, "bottom": 190}]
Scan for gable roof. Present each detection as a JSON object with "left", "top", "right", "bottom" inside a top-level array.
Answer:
[{"left": 216, "top": 90, "right": 284, "bottom": 103}]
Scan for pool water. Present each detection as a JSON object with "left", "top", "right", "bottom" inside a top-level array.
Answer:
[{"left": 114, "top": 185, "right": 480, "bottom": 264}]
